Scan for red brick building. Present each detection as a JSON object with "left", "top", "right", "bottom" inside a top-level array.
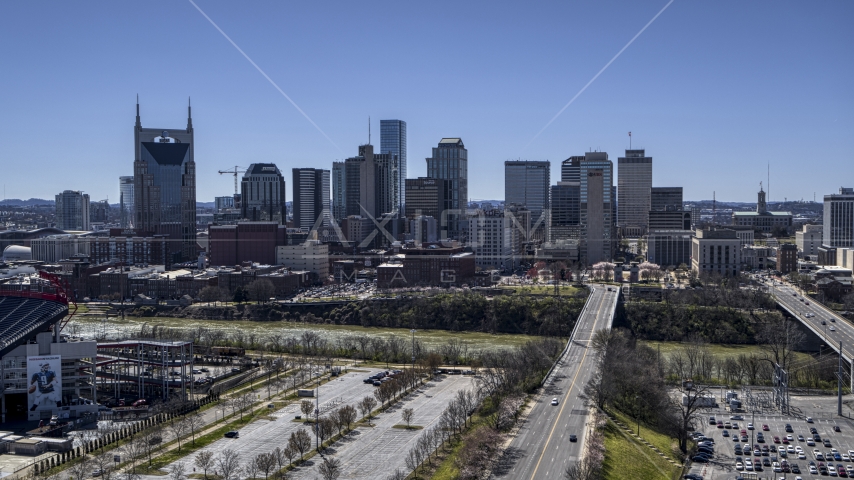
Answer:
[
  {"left": 377, "top": 245, "right": 475, "bottom": 288},
  {"left": 208, "top": 222, "right": 287, "bottom": 266}
]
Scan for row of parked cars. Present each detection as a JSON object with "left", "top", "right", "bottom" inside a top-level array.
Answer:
[{"left": 363, "top": 370, "right": 403, "bottom": 386}]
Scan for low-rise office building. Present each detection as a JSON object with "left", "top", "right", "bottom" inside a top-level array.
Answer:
[
  {"left": 645, "top": 230, "right": 692, "bottom": 268},
  {"left": 796, "top": 224, "right": 823, "bottom": 257},
  {"left": 276, "top": 240, "right": 329, "bottom": 282},
  {"left": 691, "top": 228, "right": 742, "bottom": 277}
]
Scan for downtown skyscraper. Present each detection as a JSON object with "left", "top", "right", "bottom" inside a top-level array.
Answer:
[
  {"left": 504, "top": 160, "right": 550, "bottom": 240},
  {"left": 426, "top": 138, "right": 467, "bottom": 240},
  {"left": 241, "top": 164, "right": 287, "bottom": 224},
  {"left": 133, "top": 99, "right": 196, "bottom": 261},
  {"left": 292, "top": 168, "right": 331, "bottom": 230},
  {"left": 617, "top": 149, "right": 652, "bottom": 238},
  {"left": 380, "top": 120, "right": 406, "bottom": 211},
  {"left": 561, "top": 152, "right": 615, "bottom": 264},
  {"left": 55, "top": 190, "right": 90, "bottom": 231}
]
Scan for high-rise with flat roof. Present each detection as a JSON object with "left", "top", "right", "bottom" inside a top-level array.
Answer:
[
  {"left": 241, "top": 164, "right": 286, "bottom": 224},
  {"left": 824, "top": 187, "right": 854, "bottom": 249},
  {"left": 133, "top": 99, "right": 196, "bottom": 261},
  {"left": 55, "top": 190, "right": 90, "bottom": 231},
  {"left": 651, "top": 187, "right": 683, "bottom": 212},
  {"left": 405, "top": 177, "right": 451, "bottom": 221},
  {"left": 119, "top": 176, "right": 134, "bottom": 228},
  {"left": 550, "top": 182, "right": 581, "bottom": 242},
  {"left": 292, "top": 168, "right": 330, "bottom": 230},
  {"left": 504, "top": 161, "right": 550, "bottom": 238},
  {"left": 617, "top": 149, "right": 652, "bottom": 237},
  {"left": 426, "top": 138, "right": 467, "bottom": 240},
  {"left": 562, "top": 153, "right": 615, "bottom": 264},
  {"left": 331, "top": 161, "right": 346, "bottom": 222},
  {"left": 380, "top": 120, "right": 406, "bottom": 210},
  {"left": 344, "top": 144, "right": 399, "bottom": 219}
]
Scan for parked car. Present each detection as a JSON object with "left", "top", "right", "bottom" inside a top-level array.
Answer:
[{"left": 224, "top": 431, "right": 239, "bottom": 438}]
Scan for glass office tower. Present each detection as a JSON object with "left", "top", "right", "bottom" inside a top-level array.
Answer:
[
  {"left": 381, "top": 120, "right": 406, "bottom": 211},
  {"left": 426, "top": 138, "right": 467, "bottom": 240}
]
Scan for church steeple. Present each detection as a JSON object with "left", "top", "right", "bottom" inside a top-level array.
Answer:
[{"left": 187, "top": 97, "right": 193, "bottom": 132}]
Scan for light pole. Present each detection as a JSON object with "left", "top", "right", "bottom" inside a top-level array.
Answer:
[{"left": 410, "top": 329, "right": 416, "bottom": 367}]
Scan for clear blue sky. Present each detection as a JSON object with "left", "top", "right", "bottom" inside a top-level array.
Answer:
[{"left": 1, "top": 0, "right": 851, "bottom": 204}]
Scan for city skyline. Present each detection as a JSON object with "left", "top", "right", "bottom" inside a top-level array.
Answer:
[{"left": 1, "top": 1, "right": 852, "bottom": 204}]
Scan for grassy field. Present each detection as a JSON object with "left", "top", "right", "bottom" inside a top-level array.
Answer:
[
  {"left": 601, "top": 420, "right": 682, "bottom": 480},
  {"left": 498, "top": 285, "right": 582, "bottom": 296},
  {"left": 641, "top": 340, "right": 815, "bottom": 364},
  {"left": 608, "top": 409, "right": 681, "bottom": 463},
  {"left": 67, "top": 316, "right": 542, "bottom": 353}
]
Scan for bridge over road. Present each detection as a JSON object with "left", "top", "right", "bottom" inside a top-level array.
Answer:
[
  {"left": 769, "top": 280, "right": 854, "bottom": 390},
  {"left": 491, "top": 284, "right": 619, "bottom": 480}
]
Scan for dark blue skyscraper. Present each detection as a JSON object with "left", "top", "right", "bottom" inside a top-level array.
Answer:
[{"left": 380, "top": 120, "right": 406, "bottom": 211}]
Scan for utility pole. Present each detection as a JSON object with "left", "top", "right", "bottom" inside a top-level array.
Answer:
[
  {"left": 410, "top": 329, "right": 416, "bottom": 366},
  {"left": 315, "top": 368, "right": 321, "bottom": 452},
  {"left": 839, "top": 340, "right": 843, "bottom": 417}
]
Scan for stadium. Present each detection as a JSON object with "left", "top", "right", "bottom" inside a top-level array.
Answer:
[{"left": 0, "top": 271, "right": 99, "bottom": 423}]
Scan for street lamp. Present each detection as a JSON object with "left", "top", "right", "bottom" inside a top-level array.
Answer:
[{"left": 410, "top": 329, "right": 416, "bottom": 366}]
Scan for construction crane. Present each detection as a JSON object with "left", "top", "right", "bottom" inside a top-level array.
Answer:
[{"left": 218, "top": 166, "right": 247, "bottom": 195}]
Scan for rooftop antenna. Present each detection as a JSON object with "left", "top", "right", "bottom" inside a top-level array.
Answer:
[
  {"left": 767, "top": 162, "right": 770, "bottom": 203},
  {"left": 629, "top": 131, "right": 632, "bottom": 149},
  {"left": 713, "top": 191, "right": 716, "bottom": 224},
  {"left": 368, "top": 116, "right": 371, "bottom": 145}
]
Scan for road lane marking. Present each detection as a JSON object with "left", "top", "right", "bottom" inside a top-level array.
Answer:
[{"left": 528, "top": 289, "right": 612, "bottom": 479}]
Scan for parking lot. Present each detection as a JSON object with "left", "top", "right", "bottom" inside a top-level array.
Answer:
[
  {"left": 290, "top": 374, "right": 475, "bottom": 479},
  {"left": 137, "top": 367, "right": 384, "bottom": 480},
  {"left": 687, "top": 395, "right": 854, "bottom": 480}
]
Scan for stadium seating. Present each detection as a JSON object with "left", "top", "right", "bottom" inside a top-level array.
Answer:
[{"left": 0, "top": 295, "right": 68, "bottom": 358}]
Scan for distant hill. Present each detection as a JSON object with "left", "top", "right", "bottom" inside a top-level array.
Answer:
[{"left": 0, "top": 198, "right": 55, "bottom": 206}]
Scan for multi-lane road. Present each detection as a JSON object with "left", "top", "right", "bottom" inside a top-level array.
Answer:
[
  {"left": 493, "top": 284, "right": 619, "bottom": 480},
  {"left": 767, "top": 279, "right": 854, "bottom": 363}
]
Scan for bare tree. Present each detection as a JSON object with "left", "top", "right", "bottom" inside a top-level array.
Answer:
[
  {"left": 194, "top": 451, "right": 215, "bottom": 480},
  {"left": 119, "top": 435, "right": 146, "bottom": 475},
  {"left": 186, "top": 413, "right": 204, "bottom": 446},
  {"left": 563, "top": 457, "right": 602, "bottom": 480},
  {"left": 288, "top": 429, "right": 311, "bottom": 462},
  {"left": 282, "top": 444, "right": 297, "bottom": 468},
  {"left": 216, "top": 450, "right": 241, "bottom": 480},
  {"left": 68, "top": 457, "right": 92, "bottom": 480},
  {"left": 756, "top": 314, "right": 805, "bottom": 370},
  {"left": 401, "top": 408, "right": 414, "bottom": 428},
  {"left": 168, "top": 462, "right": 187, "bottom": 480},
  {"left": 168, "top": 417, "right": 189, "bottom": 452},
  {"left": 91, "top": 452, "right": 116, "bottom": 480},
  {"left": 359, "top": 396, "right": 377, "bottom": 425},
  {"left": 318, "top": 457, "right": 342, "bottom": 480},
  {"left": 336, "top": 404, "right": 358, "bottom": 433},
  {"left": 385, "top": 470, "right": 406, "bottom": 480},
  {"left": 300, "top": 399, "right": 315, "bottom": 419},
  {"left": 243, "top": 456, "right": 259, "bottom": 480},
  {"left": 254, "top": 452, "right": 277, "bottom": 480},
  {"left": 314, "top": 416, "right": 335, "bottom": 451},
  {"left": 140, "top": 430, "right": 163, "bottom": 466},
  {"left": 237, "top": 392, "right": 255, "bottom": 420}
]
